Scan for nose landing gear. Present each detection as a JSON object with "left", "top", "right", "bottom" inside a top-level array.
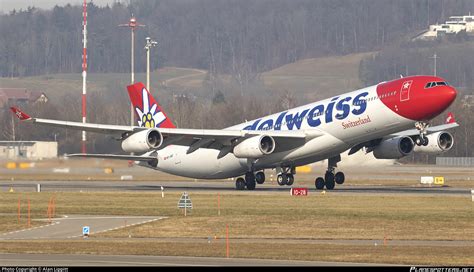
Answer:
[{"left": 415, "top": 122, "right": 430, "bottom": 146}]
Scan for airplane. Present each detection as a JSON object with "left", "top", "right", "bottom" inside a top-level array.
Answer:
[{"left": 11, "top": 75, "right": 458, "bottom": 191}]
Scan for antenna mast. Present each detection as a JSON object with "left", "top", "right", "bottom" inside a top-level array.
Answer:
[{"left": 81, "top": 0, "right": 88, "bottom": 153}]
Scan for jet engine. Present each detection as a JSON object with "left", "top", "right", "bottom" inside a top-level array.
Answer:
[
  {"left": 121, "top": 129, "right": 163, "bottom": 153},
  {"left": 414, "top": 131, "right": 454, "bottom": 154},
  {"left": 373, "top": 136, "right": 414, "bottom": 159},
  {"left": 233, "top": 135, "right": 275, "bottom": 158}
]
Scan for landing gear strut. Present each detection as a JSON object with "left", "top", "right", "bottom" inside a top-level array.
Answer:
[{"left": 314, "top": 155, "right": 345, "bottom": 190}]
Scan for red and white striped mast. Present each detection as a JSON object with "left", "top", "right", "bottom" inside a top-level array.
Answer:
[{"left": 81, "top": 0, "right": 87, "bottom": 153}]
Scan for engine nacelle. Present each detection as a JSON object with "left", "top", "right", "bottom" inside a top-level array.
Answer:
[
  {"left": 373, "top": 136, "right": 414, "bottom": 159},
  {"left": 121, "top": 129, "right": 163, "bottom": 153},
  {"left": 414, "top": 131, "right": 454, "bottom": 154},
  {"left": 233, "top": 135, "right": 275, "bottom": 158}
]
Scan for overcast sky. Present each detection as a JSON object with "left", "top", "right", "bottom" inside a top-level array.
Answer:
[{"left": 0, "top": 0, "right": 119, "bottom": 13}]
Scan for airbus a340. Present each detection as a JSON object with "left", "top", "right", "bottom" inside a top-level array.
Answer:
[{"left": 11, "top": 75, "right": 458, "bottom": 190}]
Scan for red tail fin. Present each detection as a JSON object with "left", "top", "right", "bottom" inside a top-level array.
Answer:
[
  {"left": 127, "top": 82, "right": 175, "bottom": 128},
  {"left": 445, "top": 112, "right": 456, "bottom": 124}
]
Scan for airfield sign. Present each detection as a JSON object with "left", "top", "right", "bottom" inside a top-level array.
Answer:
[
  {"left": 83, "top": 226, "right": 90, "bottom": 238},
  {"left": 178, "top": 192, "right": 193, "bottom": 216}
]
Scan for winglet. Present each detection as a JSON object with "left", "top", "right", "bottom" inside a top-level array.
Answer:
[
  {"left": 10, "top": 107, "right": 31, "bottom": 121},
  {"left": 445, "top": 112, "right": 456, "bottom": 124}
]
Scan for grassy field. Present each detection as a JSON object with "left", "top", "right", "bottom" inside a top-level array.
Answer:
[
  {"left": 1, "top": 240, "right": 472, "bottom": 265},
  {"left": 262, "top": 52, "right": 374, "bottom": 100},
  {"left": 0, "top": 191, "right": 472, "bottom": 265},
  {"left": 0, "top": 67, "right": 204, "bottom": 103},
  {"left": 0, "top": 52, "right": 372, "bottom": 102}
]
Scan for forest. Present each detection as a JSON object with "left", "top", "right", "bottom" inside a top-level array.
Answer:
[
  {"left": 1, "top": 0, "right": 473, "bottom": 78},
  {"left": 0, "top": 0, "right": 473, "bottom": 160}
]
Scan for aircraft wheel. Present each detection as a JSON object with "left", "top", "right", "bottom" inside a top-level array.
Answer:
[
  {"left": 335, "top": 172, "right": 345, "bottom": 185},
  {"left": 245, "top": 172, "right": 256, "bottom": 190},
  {"left": 286, "top": 174, "right": 294, "bottom": 186},
  {"left": 236, "top": 178, "right": 246, "bottom": 190},
  {"left": 315, "top": 177, "right": 325, "bottom": 190},
  {"left": 277, "top": 174, "right": 287, "bottom": 186},
  {"left": 255, "top": 172, "right": 265, "bottom": 184},
  {"left": 325, "top": 172, "right": 335, "bottom": 190},
  {"left": 415, "top": 137, "right": 422, "bottom": 146},
  {"left": 246, "top": 179, "right": 256, "bottom": 190},
  {"left": 422, "top": 137, "right": 429, "bottom": 146}
]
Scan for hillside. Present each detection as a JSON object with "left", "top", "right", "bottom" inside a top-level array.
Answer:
[
  {"left": 0, "top": 53, "right": 372, "bottom": 102},
  {"left": 0, "top": 67, "right": 206, "bottom": 103},
  {"left": 262, "top": 52, "right": 374, "bottom": 100}
]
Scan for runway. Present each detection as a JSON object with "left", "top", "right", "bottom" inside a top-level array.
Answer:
[
  {"left": 1, "top": 180, "right": 471, "bottom": 196},
  {"left": 0, "top": 253, "right": 396, "bottom": 266}
]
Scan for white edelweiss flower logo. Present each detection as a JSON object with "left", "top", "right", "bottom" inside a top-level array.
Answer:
[{"left": 135, "top": 88, "right": 166, "bottom": 128}]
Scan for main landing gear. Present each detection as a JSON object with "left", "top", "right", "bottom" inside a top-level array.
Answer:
[
  {"left": 315, "top": 155, "right": 345, "bottom": 190},
  {"left": 276, "top": 166, "right": 295, "bottom": 186},
  {"left": 235, "top": 171, "right": 266, "bottom": 191}
]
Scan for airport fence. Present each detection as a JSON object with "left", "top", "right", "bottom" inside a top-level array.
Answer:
[{"left": 436, "top": 157, "right": 474, "bottom": 167}]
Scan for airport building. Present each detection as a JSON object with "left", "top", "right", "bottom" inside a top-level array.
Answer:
[
  {"left": 0, "top": 88, "right": 48, "bottom": 108},
  {"left": 413, "top": 14, "right": 474, "bottom": 40},
  {"left": 0, "top": 141, "right": 57, "bottom": 160}
]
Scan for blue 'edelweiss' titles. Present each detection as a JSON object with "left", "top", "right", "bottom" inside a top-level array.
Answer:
[{"left": 243, "top": 92, "right": 369, "bottom": 131}]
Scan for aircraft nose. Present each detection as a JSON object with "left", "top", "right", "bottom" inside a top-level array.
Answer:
[
  {"left": 415, "top": 85, "right": 458, "bottom": 121},
  {"left": 430, "top": 86, "right": 457, "bottom": 119},
  {"left": 445, "top": 86, "right": 457, "bottom": 104}
]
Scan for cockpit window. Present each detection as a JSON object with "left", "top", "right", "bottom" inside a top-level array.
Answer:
[{"left": 425, "top": 81, "right": 448, "bottom": 89}]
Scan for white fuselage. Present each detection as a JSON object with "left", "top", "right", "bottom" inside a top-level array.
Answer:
[{"left": 151, "top": 84, "right": 413, "bottom": 179}]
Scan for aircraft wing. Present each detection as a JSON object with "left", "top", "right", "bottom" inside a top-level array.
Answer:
[
  {"left": 11, "top": 107, "right": 321, "bottom": 154},
  {"left": 157, "top": 128, "right": 321, "bottom": 155},
  {"left": 10, "top": 107, "right": 136, "bottom": 136},
  {"left": 67, "top": 153, "right": 157, "bottom": 161},
  {"left": 391, "top": 122, "right": 459, "bottom": 137}
]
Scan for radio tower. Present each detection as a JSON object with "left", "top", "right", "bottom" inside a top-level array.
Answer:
[{"left": 81, "top": 0, "right": 87, "bottom": 153}]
